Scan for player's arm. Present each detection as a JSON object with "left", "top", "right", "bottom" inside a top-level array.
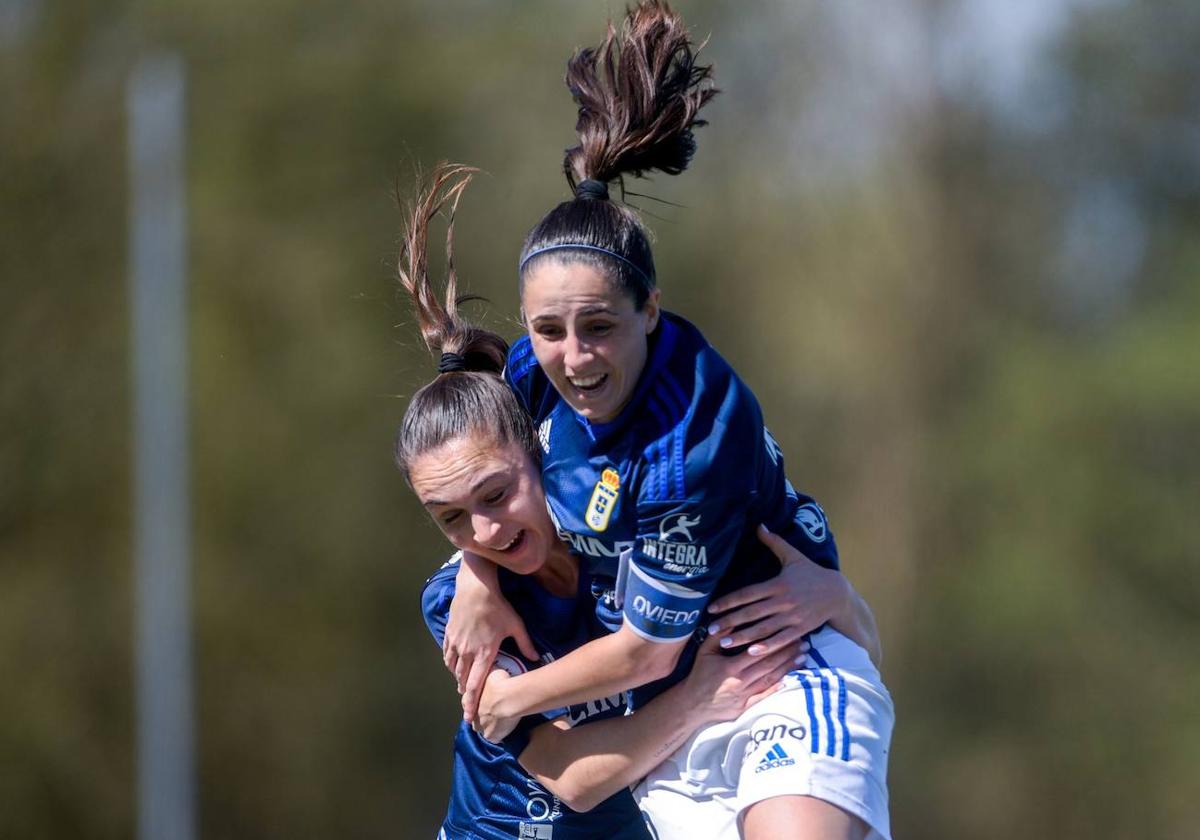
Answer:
[
  {"left": 444, "top": 552, "right": 539, "bottom": 721},
  {"left": 475, "top": 499, "right": 743, "bottom": 742},
  {"left": 514, "top": 633, "right": 799, "bottom": 812},
  {"left": 476, "top": 624, "right": 687, "bottom": 741},
  {"left": 707, "top": 526, "right": 883, "bottom": 667}
]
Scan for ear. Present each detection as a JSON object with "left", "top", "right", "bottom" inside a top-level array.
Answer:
[{"left": 643, "top": 288, "right": 662, "bottom": 334}]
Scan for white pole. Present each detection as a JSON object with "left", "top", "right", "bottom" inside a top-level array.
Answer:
[{"left": 128, "top": 53, "right": 196, "bottom": 840}]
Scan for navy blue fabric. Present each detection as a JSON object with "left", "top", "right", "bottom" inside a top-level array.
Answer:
[
  {"left": 421, "top": 559, "right": 651, "bottom": 840},
  {"left": 506, "top": 311, "right": 839, "bottom": 708}
]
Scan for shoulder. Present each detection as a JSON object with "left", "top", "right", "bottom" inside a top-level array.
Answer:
[
  {"left": 653, "top": 313, "right": 764, "bottom": 431},
  {"left": 505, "top": 335, "right": 539, "bottom": 386},
  {"left": 504, "top": 336, "right": 556, "bottom": 420},
  {"left": 636, "top": 315, "right": 764, "bottom": 502},
  {"left": 419, "top": 552, "right": 463, "bottom": 643}
]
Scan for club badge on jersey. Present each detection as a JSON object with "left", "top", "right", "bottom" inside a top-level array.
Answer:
[{"left": 585, "top": 468, "right": 621, "bottom": 532}]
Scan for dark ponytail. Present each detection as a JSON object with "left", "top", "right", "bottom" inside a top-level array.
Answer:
[
  {"left": 395, "top": 164, "right": 537, "bottom": 479},
  {"left": 519, "top": 0, "right": 716, "bottom": 308}
]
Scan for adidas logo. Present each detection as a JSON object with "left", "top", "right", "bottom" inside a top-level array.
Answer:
[
  {"left": 754, "top": 742, "right": 796, "bottom": 774},
  {"left": 538, "top": 417, "right": 553, "bottom": 455}
]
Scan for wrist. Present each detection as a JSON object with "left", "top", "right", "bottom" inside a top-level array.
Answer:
[
  {"left": 486, "top": 675, "right": 515, "bottom": 720},
  {"left": 676, "top": 675, "right": 720, "bottom": 728}
]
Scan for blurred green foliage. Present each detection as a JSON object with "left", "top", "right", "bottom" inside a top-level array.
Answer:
[{"left": 1, "top": 1, "right": 1197, "bottom": 838}]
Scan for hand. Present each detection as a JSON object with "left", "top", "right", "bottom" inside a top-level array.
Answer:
[
  {"left": 705, "top": 525, "right": 851, "bottom": 658},
  {"left": 444, "top": 554, "right": 538, "bottom": 724},
  {"left": 681, "top": 632, "right": 804, "bottom": 725},
  {"left": 472, "top": 668, "right": 522, "bottom": 743}
]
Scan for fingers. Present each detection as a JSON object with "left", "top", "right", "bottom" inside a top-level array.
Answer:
[
  {"left": 512, "top": 624, "right": 539, "bottom": 662},
  {"left": 443, "top": 643, "right": 460, "bottom": 683},
  {"left": 453, "top": 651, "right": 473, "bottom": 694},
  {"left": 739, "top": 644, "right": 796, "bottom": 686},
  {"left": 744, "top": 680, "right": 787, "bottom": 708},
  {"left": 460, "top": 653, "right": 492, "bottom": 724},
  {"left": 708, "top": 580, "right": 774, "bottom": 617},
  {"left": 708, "top": 599, "right": 782, "bottom": 639},
  {"left": 714, "top": 616, "right": 793, "bottom": 653},
  {"left": 756, "top": 523, "right": 811, "bottom": 567},
  {"left": 744, "top": 625, "right": 808, "bottom": 658}
]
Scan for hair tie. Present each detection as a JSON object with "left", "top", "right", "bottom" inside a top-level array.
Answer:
[
  {"left": 437, "top": 352, "right": 467, "bottom": 374},
  {"left": 574, "top": 179, "right": 610, "bottom": 201}
]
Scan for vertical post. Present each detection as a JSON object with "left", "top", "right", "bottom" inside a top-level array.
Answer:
[{"left": 128, "top": 53, "right": 195, "bottom": 840}]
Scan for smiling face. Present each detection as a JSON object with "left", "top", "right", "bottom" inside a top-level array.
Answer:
[
  {"left": 409, "top": 431, "right": 556, "bottom": 576},
  {"left": 521, "top": 259, "right": 660, "bottom": 424}
]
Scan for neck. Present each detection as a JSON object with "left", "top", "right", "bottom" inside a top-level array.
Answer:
[{"left": 531, "top": 541, "right": 578, "bottom": 597}]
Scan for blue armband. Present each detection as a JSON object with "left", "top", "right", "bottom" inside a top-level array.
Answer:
[{"left": 620, "top": 559, "right": 707, "bottom": 642}]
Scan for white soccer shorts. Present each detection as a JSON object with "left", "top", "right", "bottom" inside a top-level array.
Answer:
[{"left": 635, "top": 626, "right": 893, "bottom": 840}]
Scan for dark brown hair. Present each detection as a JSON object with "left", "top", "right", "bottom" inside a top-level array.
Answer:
[
  {"left": 394, "top": 164, "right": 537, "bottom": 479},
  {"left": 519, "top": 0, "right": 717, "bottom": 308}
]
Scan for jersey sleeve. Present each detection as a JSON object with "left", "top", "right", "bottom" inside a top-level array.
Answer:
[
  {"left": 420, "top": 553, "right": 464, "bottom": 648},
  {"left": 503, "top": 336, "right": 553, "bottom": 420},
  {"left": 618, "top": 492, "right": 753, "bottom": 642},
  {"left": 758, "top": 428, "right": 840, "bottom": 571}
]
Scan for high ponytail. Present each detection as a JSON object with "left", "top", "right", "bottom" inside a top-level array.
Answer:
[
  {"left": 564, "top": 0, "right": 716, "bottom": 188},
  {"left": 395, "top": 164, "right": 537, "bottom": 479},
  {"left": 519, "top": 0, "right": 716, "bottom": 308},
  {"left": 398, "top": 164, "right": 507, "bottom": 375}
]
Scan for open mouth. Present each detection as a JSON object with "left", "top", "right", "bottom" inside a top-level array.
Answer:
[
  {"left": 492, "top": 530, "right": 526, "bottom": 554},
  {"left": 568, "top": 373, "right": 607, "bottom": 395}
]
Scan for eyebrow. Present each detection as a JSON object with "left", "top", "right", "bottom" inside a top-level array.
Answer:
[
  {"left": 529, "top": 304, "right": 620, "bottom": 324},
  {"left": 421, "top": 470, "right": 507, "bottom": 509}
]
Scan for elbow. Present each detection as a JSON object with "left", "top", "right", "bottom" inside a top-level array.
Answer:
[
  {"left": 539, "top": 778, "right": 603, "bottom": 814},
  {"left": 562, "top": 787, "right": 603, "bottom": 814}
]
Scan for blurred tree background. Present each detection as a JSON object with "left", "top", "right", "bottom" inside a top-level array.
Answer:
[{"left": 2, "top": 0, "right": 1197, "bottom": 838}]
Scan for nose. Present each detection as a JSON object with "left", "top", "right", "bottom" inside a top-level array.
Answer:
[
  {"left": 563, "top": 330, "right": 593, "bottom": 372},
  {"left": 471, "top": 512, "right": 502, "bottom": 546}
]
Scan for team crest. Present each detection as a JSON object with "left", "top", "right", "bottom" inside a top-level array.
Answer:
[{"left": 585, "top": 468, "right": 620, "bottom": 532}]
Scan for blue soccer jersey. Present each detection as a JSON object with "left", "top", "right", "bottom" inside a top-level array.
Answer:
[
  {"left": 421, "top": 556, "right": 651, "bottom": 840},
  {"left": 505, "top": 311, "right": 839, "bottom": 705}
]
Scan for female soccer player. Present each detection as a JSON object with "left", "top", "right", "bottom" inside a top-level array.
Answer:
[
  {"left": 400, "top": 166, "right": 830, "bottom": 839},
  {"left": 444, "top": 3, "right": 893, "bottom": 838}
]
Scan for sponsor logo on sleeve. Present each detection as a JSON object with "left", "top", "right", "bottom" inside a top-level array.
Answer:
[
  {"left": 585, "top": 468, "right": 620, "bottom": 532},
  {"left": 796, "top": 502, "right": 828, "bottom": 543},
  {"left": 659, "top": 513, "right": 700, "bottom": 541},
  {"left": 746, "top": 719, "right": 808, "bottom": 773},
  {"left": 749, "top": 721, "right": 808, "bottom": 750},
  {"left": 641, "top": 513, "right": 708, "bottom": 576},
  {"left": 629, "top": 594, "right": 701, "bottom": 629},
  {"left": 754, "top": 742, "right": 797, "bottom": 774}
]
